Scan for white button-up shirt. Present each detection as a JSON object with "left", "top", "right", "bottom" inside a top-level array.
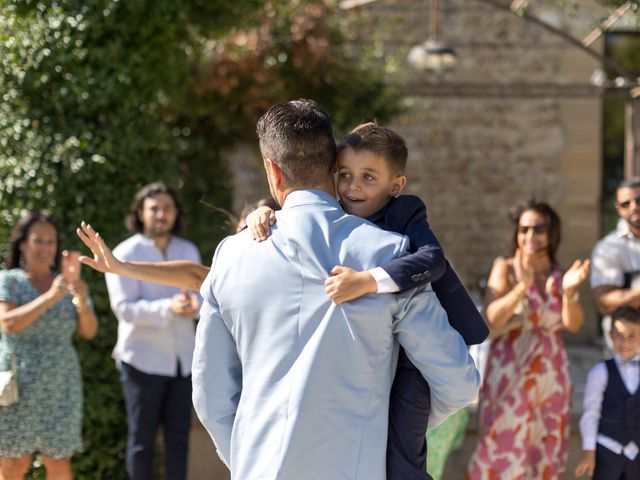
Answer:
[
  {"left": 591, "top": 219, "right": 640, "bottom": 289},
  {"left": 579, "top": 353, "right": 640, "bottom": 452},
  {"left": 106, "top": 233, "right": 202, "bottom": 376}
]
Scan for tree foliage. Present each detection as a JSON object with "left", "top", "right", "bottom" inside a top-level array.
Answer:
[{"left": 0, "top": 0, "right": 403, "bottom": 477}]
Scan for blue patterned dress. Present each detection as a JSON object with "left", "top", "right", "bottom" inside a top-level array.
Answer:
[{"left": 0, "top": 269, "right": 83, "bottom": 458}]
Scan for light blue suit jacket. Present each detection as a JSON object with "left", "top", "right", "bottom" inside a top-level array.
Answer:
[{"left": 193, "top": 190, "right": 479, "bottom": 480}]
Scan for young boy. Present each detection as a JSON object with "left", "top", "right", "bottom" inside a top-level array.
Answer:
[
  {"left": 575, "top": 306, "right": 640, "bottom": 479},
  {"left": 247, "top": 122, "right": 488, "bottom": 479}
]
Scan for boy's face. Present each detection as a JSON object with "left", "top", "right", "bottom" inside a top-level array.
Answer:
[
  {"left": 610, "top": 319, "right": 640, "bottom": 360},
  {"left": 337, "top": 148, "right": 406, "bottom": 219}
]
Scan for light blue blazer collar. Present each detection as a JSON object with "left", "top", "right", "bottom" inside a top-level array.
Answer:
[{"left": 282, "top": 189, "right": 341, "bottom": 210}]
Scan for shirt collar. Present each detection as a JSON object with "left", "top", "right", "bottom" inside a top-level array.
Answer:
[
  {"left": 135, "top": 233, "right": 172, "bottom": 248},
  {"left": 614, "top": 352, "right": 640, "bottom": 365},
  {"left": 615, "top": 219, "right": 640, "bottom": 240},
  {"left": 366, "top": 197, "right": 395, "bottom": 224},
  {"left": 281, "top": 189, "right": 341, "bottom": 210}
]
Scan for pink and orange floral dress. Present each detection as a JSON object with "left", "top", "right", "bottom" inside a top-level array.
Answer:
[{"left": 467, "top": 268, "right": 570, "bottom": 480}]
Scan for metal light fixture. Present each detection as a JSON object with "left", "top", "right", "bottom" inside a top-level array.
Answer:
[{"left": 407, "top": 0, "right": 457, "bottom": 73}]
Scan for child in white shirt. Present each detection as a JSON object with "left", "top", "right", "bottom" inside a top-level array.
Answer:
[{"left": 576, "top": 306, "right": 640, "bottom": 479}]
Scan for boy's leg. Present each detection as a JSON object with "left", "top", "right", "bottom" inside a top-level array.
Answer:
[
  {"left": 386, "top": 348, "right": 432, "bottom": 480},
  {"left": 161, "top": 363, "right": 192, "bottom": 480},
  {"left": 120, "top": 362, "right": 168, "bottom": 480},
  {"left": 622, "top": 453, "right": 640, "bottom": 479},
  {"left": 592, "top": 445, "right": 625, "bottom": 480}
]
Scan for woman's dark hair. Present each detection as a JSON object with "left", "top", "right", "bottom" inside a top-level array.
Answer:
[
  {"left": 8, "top": 210, "right": 61, "bottom": 270},
  {"left": 124, "top": 181, "right": 183, "bottom": 234},
  {"left": 509, "top": 199, "right": 562, "bottom": 266}
]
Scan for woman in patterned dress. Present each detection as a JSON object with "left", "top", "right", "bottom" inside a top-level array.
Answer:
[
  {"left": 0, "top": 211, "right": 97, "bottom": 479},
  {"left": 467, "top": 200, "right": 590, "bottom": 479}
]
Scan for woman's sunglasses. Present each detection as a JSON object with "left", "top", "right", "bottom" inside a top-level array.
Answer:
[{"left": 517, "top": 224, "right": 547, "bottom": 235}]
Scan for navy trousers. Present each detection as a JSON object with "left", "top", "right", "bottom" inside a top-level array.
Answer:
[
  {"left": 386, "top": 348, "right": 433, "bottom": 480},
  {"left": 120, "top": 362, "right": 192, "bottom": 480},
  {"left": 593, "top": 444, "right": 640, "bottom": 480}
]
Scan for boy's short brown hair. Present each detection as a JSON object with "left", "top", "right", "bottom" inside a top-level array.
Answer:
[
  {"left": 338, "top": 122, "right": 407, "bottom": 175},
  {"left": 611, "top": 306, "right": 640, "bottom": 327}
]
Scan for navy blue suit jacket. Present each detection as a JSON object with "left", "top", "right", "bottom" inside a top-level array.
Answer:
[{"left": 367, "top": 195, "right": 488, "bottom": 345}]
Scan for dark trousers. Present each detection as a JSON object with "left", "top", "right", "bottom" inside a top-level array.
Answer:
[
  {"left": 593, "top": 444, "right": 640, "bottom": 480},
  {"left": 120, "top": 361, "right": 192, "bottom": 480},
  {"left": 386, "top": 348, "right": 432, "bottom": 480}
]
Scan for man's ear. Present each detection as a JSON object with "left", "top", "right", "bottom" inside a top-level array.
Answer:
[
  {"left": 391, "top": 175, "right": 407, "bottom": 197},
  {"left": 265, "top": 159, "right": 283, "bottom": 188}
]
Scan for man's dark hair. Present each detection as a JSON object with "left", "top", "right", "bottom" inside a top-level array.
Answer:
[
  {"left": 8, "top": 210, "right": 61, "bottom": 270},
  {"left": 125, "top": 181, "right": 183, "bottom": 234},
  {"left": 617, "top": 177, "right": 640, "bottom": 191},
  {"left": 611, "top": 305, "right": 640, "bottom": 327},
  {"left": 338, "top": 122, "right": 408, "bottom": 175},
  {"left": 509, "top": 198, "right": 562, "bottom": 266},
  {"left": 256, "top": 99, "right": 336, "bottom": 186}
]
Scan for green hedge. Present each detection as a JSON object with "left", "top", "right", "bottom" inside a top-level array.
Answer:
[{"left": 1, "top": 0, "right": 402, "bottom": 477}]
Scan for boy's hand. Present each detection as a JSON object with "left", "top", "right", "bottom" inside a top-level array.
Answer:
[
  {"left": 574, "top": 450, "right": 595, "bottom": 477},
  {"left": 325, "top": 266, "right": 377, "bottom": 304},
  {"left": 246, "top": 206, "right": 276, "bottom": 241}
]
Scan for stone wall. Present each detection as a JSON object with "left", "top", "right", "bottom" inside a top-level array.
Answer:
[{"left": 230, "top": 0, "right": 609, "bottom": 340}]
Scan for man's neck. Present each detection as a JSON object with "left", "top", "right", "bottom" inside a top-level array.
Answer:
[
  {"left": 279, "top": 179, "right": 336, "bottom": 205},
  {"left": 144, "top": 232, "right": 171, "bottom": 253},
  {"left": 626, "top": 222, "right": 640, "bottom": 239}
]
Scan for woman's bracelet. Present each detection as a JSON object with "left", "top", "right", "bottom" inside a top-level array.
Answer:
[
  {"left": 72, "top": 296, "right": 90, "bottom": 312},
  {"left": 563, "top": 290, "right": 579, "bottom": 303}
]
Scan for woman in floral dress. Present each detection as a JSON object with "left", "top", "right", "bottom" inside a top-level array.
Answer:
[
  {"left": 467, "top": 200, "right": 590, "bottom": 479},
  {"left": 0, "top": 211, "right": 98, "bottom": 479}
]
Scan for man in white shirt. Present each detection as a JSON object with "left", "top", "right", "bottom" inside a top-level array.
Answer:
[
  {"left": 106, "top": 182, "right": 201, "bottom": 480},
  {"left": 591, "top": 177, "right": 640, "bottom": 351}
]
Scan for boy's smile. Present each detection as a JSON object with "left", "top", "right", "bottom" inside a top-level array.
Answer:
[{"left": 337, "top": 148, "right": 406, "bottom": 219}]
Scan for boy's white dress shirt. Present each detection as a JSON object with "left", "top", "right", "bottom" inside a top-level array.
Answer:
[{"left": 579, "top": 353, "right": 640, "bottom": 459}]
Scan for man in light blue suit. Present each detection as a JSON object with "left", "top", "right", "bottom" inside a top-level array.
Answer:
[{"left": 192, "top": 99, "right": 480, "bottom": 480}]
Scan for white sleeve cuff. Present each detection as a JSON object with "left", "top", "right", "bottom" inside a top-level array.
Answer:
[
  {"left": 370, "top": 267, "right": 400, "bottom": 293},
  {"left": 582, "top": 435, "right": 597, "bottom": 451}
]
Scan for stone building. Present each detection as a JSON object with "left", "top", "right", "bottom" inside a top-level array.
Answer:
[{"left": 229, "top": 0, "right": 626, "bottom": 342}]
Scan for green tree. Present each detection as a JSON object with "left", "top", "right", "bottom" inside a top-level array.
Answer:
[
  {"left": 1, "top": 0, "right": 403, "bottom": 477},
  {"left": 0, "top": 1, "right": 264, "bottom": 477}
]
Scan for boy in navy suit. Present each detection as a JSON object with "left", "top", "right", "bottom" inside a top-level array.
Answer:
[
  {"left": 576, "top": 305, "right": 640, "bottom": 480},
  {"left": 247, "top": 122, "right": 488, "bottom": 480}
]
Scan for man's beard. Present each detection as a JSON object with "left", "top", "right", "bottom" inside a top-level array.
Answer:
[
  {"left": 145, "top": 225, "right": 172, "bottom": 239},
  {"left": 628, "top": 217, "right": 640, "bottom": 230}
]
